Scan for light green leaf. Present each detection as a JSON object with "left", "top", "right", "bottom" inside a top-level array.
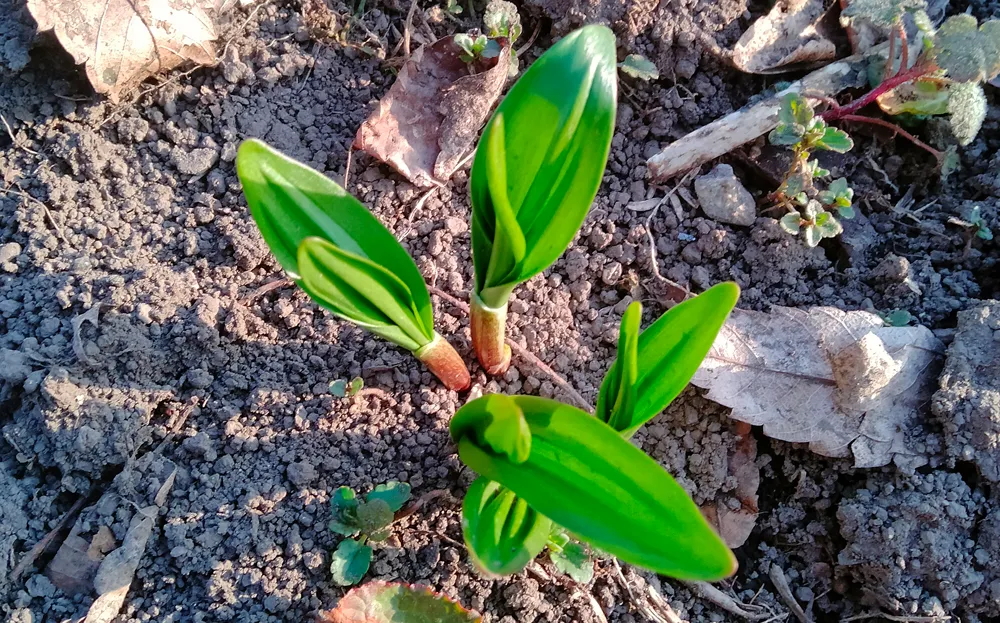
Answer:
[
  {"left": 348, "top": 377, "right": 365, "bottom": 396},
  {"left": 838, "top": 205, "right": 856, "bottom": 219},
  {"left": 367, "top": 482, "right": 412, "bottom": 512},
  {"left": 358, "top": 499, "right": 395, "bottom": 534},
  {"left": 933, "top": 15, "right": 1000, "bottom": 82},
  {"left": 322, "top": 581, "right": 482, "bottom": 622},
  {"left": 780, "top": 212, "right": 802, "bottom": 234},
  {"left": 550, "top": 541, "right": 594, "bottom": 583},
  {"left": 330, "top": 487, "right": 362, "bottom": 536},
  {"left": 948, "top": 81, "right": 987, "bottom": 146},
  {"left": 768, "top": 124, "right": 805, "bottom": 146},
  {"left": 817, "top": 215, "right": 844, "bottom": 238},
  {"left": 619, "top": 54, "right": 659, "bottom": 80},
  {"left": 462, "top": 477, "right": 552, "bottom": 576},
  {"left": 451, "top": 395, "right": 737, "bottom": 581},
  {"left": 330, "top": 379, "right": 349, "bottom": 397},
  {"left": 876, "top": 79, "right": 950, "bottom": 116},
  {"left": 841, "top": 0, "right": 927, "bottom": 29},
  {"left": 882, "top": 309, "right": 913, "bottom": 326},
  {"left": 815, "top": 127, "right": 854, "bottom": 153},
  {"left": 828, "top": 177, "right": 849, "bottom": 195},
  {"left": 596, "top": 283, "right": 740, "bottom": 438},
  {"left": 484, "top": 0, "right": 522, "bottom": 42},
  {"left": 297, "top": 237, "right": 433, "bottom": 352},
  {"left": 779, "top": 93, "right": 813, "bottom": 126},
  {"left": 782, "top": 172, "right": 807, "bottom": 197},
  {"left": 471, "top": 25, "right": 617, "bottom": 308},
  {"left": 331, "top": 539, "right": 373, "bottom": 586},
  {"left": 804, "top": 225, "right": 823, "bottom": 247}
]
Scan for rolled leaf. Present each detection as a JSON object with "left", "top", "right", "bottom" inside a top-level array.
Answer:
[
  {"left": 470, "top": 24, "right": 617, "bottom": 308},
  {"left": 451, "top": 394, "right": 736, "bottom": 581},
  {"left": 596, "top": 282, "right": 740, "bottom": 438},
  {"left": 462, "top": 477, "right": 552, "bottom": 576}
]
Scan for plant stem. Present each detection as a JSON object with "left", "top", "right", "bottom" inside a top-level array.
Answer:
[
  {"left": 820, "top": 65, "right": 932, "bottom": 122},
  {"left": 470, "top": 293, "right": 512, "bottom": 375},
  {"left": 884, "top": 26, "right": 897, "bottom": 81},
  {"left": 898, "top": 23, "right": 909, "bottom": 76},
  {"left": 414, "top": 332, "right": 472, "bottom": 391},
  {"left": 836, "top": 113, "right": 943, "bottom": 160}
]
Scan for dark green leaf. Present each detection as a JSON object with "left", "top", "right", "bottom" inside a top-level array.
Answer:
[
  {"left": 331, "top": 487, "right": 362, "bottom": 536},
  {"left": 358, "top": 499, "right": 395, "bottom": 534},
  {"left": 462, "top": 477, "right": 552, "bottom": 576},
  {"left": 550, "top": 541, "right": 594, "bottom": 583},
  {"left": 297, "top": 237, "right": 433, "bottom": 352},
  {"left": 368, "top": 482, "right": 412, "bottom": 512},
  {"left": 451, "top": 395, "right": 737, "bottom": 581},
  {"left": 322, "top": 581, "right": 483, "bottom": 622},
  {"left": 331, "top": 539, "right": 373, "bottom": 586},
  {"left": 815, "top": 127, "right": 854, "bottom": 152},
  {"left": 597, "top": 283, "right": 740, "bottom": 438},
  {"left": 471, "top": 25, "right": 617, "bottom": 308},
  {"left": 768, "top": 124, "right": 805, "bottom": 146}
]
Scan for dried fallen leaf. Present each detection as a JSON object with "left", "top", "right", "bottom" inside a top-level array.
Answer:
[
  {"left": 701, "top": 422, "right": 759, "bottom": 548},
  {"left": 354, "top": 36, "right": 511, "bottom": 187},
  {"left": 733, "top": 0, "right": 840, "bottom": 74},
  {"left": 26, "top": 0, "right": 224, "bottom": 102},
  {"left": 46, "top": 525, "right": 115, "bottom": 595},
  {"left": 692, "top": 306, "right": 944, "bottom": 469}
]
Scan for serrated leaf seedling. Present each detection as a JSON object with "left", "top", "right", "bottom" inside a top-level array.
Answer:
[
  {"left": 483, "top": 0, "right": 523, "bottom": 75},
  {"left": 329, "top": 482, "right": 412, "bottom": 586},
  {"left": 236, "top": 140, "right": 470, "bottom": 391},
  {"left": 454, "top": 283, "right": 740, "bottom": 580},
  {"left": 618, "top": 54, "right": 659, "bottom": 80},
  {"left": 949, "top": 205, "right": 994, "bottom": 243},
  {"left": 469, "top": 24, "right": 617, "bottom": 374},
  {"left": 455, "top": 33, "right": 502, "bottom": 63},
  {"left": 318, "top": 581, "right": 482, "bottom": 622}
]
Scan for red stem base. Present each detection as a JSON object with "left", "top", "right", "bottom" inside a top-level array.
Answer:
[
  {"left": 470, "top": 294, "right": 511, "bottom": 376},
  {"left": 415, "top": 333, "right": 471, "bottom": 391}
]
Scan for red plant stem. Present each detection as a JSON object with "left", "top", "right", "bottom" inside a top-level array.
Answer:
[
  {"left": 414, "top": 333, "right": 471, "bottom": 391},
  {"left": 470, "top": 293, "right": 511, "bottom": 376},
  {"left": 820, "top": 65, "right": 932, "bottom": 122},
  {"left": 836, "top": 113, "right": 943, "bottom": 160}
]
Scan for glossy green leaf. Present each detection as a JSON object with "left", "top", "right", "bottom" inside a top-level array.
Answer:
[
  {"left": 470, "top": 25, "right": 617, "bottom": 308},
  {"left": 596, "top": 283, "right": 740, "bottom": 438},
  {"left": 367, "top": 481, "right": 412, "bottom": 512},
  {"left": 462, "top": 477, "right": 552, "bottom": 576},
  {"left": 815, "top": 126, "right": 854, "bottom": 153},
  {"left": 297, "top": 237, "right": 433, "bottom": 352},
  {"left": 236, "top": 140, "right": 434, "bottom": 349},
  {"left": 322, "top": 581, "right": 482, "bottom": 622},
  {"left": 331, "top": 487, "right": 362, "bottom": 536},
  {"left": 331, "top": 539, "right": 373, "bottom": 586},
  {"left": 451, "top": 394, "right": 736, "bottom": 580}
]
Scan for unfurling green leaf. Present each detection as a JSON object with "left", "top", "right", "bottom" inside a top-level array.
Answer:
[
  {"left": 596, "top": 283, "right": 740, "bottom": 438},
  {"left": 947, "top": 81, "right": 987, "bottom": 146},
  {"left": 471, "top": 25, "right": 617, "bottom": 309},
  {"left": 320, "top": 581, "right": 482, "bottom": 622},
  {"left": 330, "top": 487, "right": 362, "bottom": 536},
  {"left": 331, "top": 539, "right": 373, "bottom": 586},
  {"left": 815, "top": 126, "right": 854, "bottom": 153},
  {"left": 462, "top": 477, "right": 552, "bottom": 576},
  {"left": 368, "top": 481, "right": 412, "bottom": 512},
  {"left": 933, "top": 15, "right": 1000, "bottom": 83},
  {"left": 550, "top": 541, "right": 594, "bottom": 583},
  {"left": 841, "top": 0, "right": 927, "bottom": 29},
  {"left": 451, "top": 394, "right": 736, "bottom": 581},
  {"left": 484, "top": 0, "right": 522, "bottom": 42},
  {"left": 619, "top": 54, "right": 659, "bottom": 80}
]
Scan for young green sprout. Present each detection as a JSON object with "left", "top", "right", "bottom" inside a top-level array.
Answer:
[
  {"left": 455, "top": 283, "right": 741, "bottom": 580},
  {"left": 329, "top": 482, "right": 412, "bottom": 586},
  {"left": 237, "top": 140, "right": 471, "bottom": 391},
  {"left": 454, "top": 33, "right": 501, "bottom": 63},
  {"left": 469, "top": 25, "right": 617, "bottom": 374}
]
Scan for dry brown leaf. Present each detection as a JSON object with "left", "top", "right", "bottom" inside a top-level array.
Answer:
[
  {"left": 701, "top": 422, "right": 759, "bottom": 548},
  {"left": 354, "top": 36, "right": 511, "bottom": 187},
  {"left": 692, "top": 306, "right": 944, "bottom": 469},
  {"left": 27, "top": 0, "right": 223, "bottom": 102},
  {"left": 733, "top": 0, "right": 841, "bottom": 74},
  {"left": 46, "top": 525, "right": 115, "bottom": 595}
]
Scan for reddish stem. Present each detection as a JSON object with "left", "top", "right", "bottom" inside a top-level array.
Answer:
[
  {"left": 820, "top": 65, "right": 932, "bottom": 121},
  {"left": 836, "top": 113, "right": 943, "bottom": 160},
  {"left": 898, "top": 24, "right": 909, "bottom": 76},
  {"left": 470, "top": 294, "right": 511, "bottom": 376},
  {"left": 884, "top": 27, "right": 897, "bottom": 81},
  {"left": 414, "top": 333, "right": 471, "bottom": 391}
]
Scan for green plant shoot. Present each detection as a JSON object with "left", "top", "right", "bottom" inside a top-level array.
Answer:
[
  {"left": 329, "top": 482, "right": 412, "bottom": 586},
  {"left": 236, "top": 140, "right": 470, "bottom": 391},
  {"left": 451, "top": 394, "right": 736, "bottom": 580},
  {"left": 469, "top": 25, "right": 617, "bottom": 374},
  {"left": 597, "top": 282, "right": 740, "bottom": 438},
  {"left": 462, "top": 476, "right": 552, "bottom": 576}
]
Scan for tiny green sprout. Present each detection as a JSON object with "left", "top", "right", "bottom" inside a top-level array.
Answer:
[
  {"left": 483, "top": 0, "right": 522, "bottom": 75},
  {"left": 618, "top": 54, "right": 659, "bottom": 80},
  {"left": 444, "top": 0, "right": 463, "bottom": 15},
  {"left": 769, "top": 94, "right": 853, "bottom": 153},
  {"left": 547, "top": 527, "right": 594, "bottom": 583},
  {"left": 780, "top": 200, "right": 844, "bottom": 247},
  {"left": 805, "top": 159, "right": 831, "bottom": 178},
  {"left": 470, "top": 25, "right": 617, "bottom": 374},
  {"left": 330, "top": 377, "right": 365, "bottom": 398},
  {"left": 236, "top": 140, "right": 470, "bottom": 391},
  {"left": 329, "top": 482, "right": 412, "bottom": 586},
  {"left": 455, "top": 33, "right": 501, "bottom": 63},
  {"left": 963, "top": 206, "right": 994, "bottom": 241},
  {"left": 880, "top": 309, "right": 913, "bottom": 326},
  {"left": 818, "top": 177, "right": 856, "bottom": 219}
]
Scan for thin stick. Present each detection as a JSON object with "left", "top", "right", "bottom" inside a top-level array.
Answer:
[
  {"left": 836, "top": 113, "right": 943, "bottom": 160},
  {"left": 11, "top": 497, "right": 88, "bottom": 581},
  {"left": 684, "top": 581, "right": 772, "bottom": 620},
  {"left": 611, "top": 560, "right": 673, "bottom": 623},
  {"left": 898, "top": 24, "right": 909, "bottom": 75},
  {"left": 884, "top": 27, "right": 896, "bottom": 81},
  {"left": 241, "top": 277, "right": 292, "bottom": 303},
  {"left": 516, "top": 20, "right": 542, "bottom": 58},
  {"left": 344, "top": 144, "right": 355, "bottom": 188},
  {"left": 645, "top": 171, "right": 695, "bottom": 303},
  {"left": 840, "top": 613, "right": 950, "bottom": 623},
  {"left": 427, "top": 286, "right": 593, "bottom": 412},
  {"left": 402, "top": 0, "right": 419, "bottom": 61},
  {"left": 0, "top": 113, "right": 38, "bottom": 155},
  {"left": 768, "top": 564, "right": 811, "bottom": 623}
]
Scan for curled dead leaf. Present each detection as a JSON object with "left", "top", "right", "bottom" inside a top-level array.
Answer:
[
  {"left": 354, "top": 36, "right": 511, "bottom": 187},
  {"left": 27, "top": 0, "right": 233, "bottom": 102},
  {"left": 701, "top": 422, "right": 759, "bottom": 548},
  {"left": 733, "top": 0, "right": 841, "bottom": 74}
]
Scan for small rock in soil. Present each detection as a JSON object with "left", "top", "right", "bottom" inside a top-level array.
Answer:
[{"left": 694, "top": 164, "right": 757, "bottom": 227}]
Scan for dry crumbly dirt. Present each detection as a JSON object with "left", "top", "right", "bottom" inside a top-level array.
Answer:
[{"left": 0, "top": 0, "right": 999, "bottom": 622}]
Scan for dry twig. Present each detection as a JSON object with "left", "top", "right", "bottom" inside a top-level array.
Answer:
[
  {"left": 685, "top": 581, "right": 774, "bottom": 620},
  {"left": 768, "top": 564, "right": 811, "bottom": 623}
]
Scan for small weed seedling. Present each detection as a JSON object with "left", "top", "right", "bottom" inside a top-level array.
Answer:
[
  {"left": 444, "top": 0, "right": 463, "bottom": 15},
  {"left": 455, "top": 283, "right": 740, "bottom": 581},
  {"left": 469, "top": 25, "right": 617, "bottom": 374},
  {"left": 618, "top": 54, "right": 659, "bottom": 81},
  {"left": 768, "top": 93, "right": 855, "bottom": 247},
  {"left": 830, "top": 0, "right": 1000, "bottom": 160},
  {"left": 454, "top": 33, "right": 501, "bottom": 63},
  {"left": 483, "top": 0, "right": 522, "bottom": 75},
  {"left": 236, "top": 140, "right": 471, "bottom": 391},
  {"left": 329, "top": 377, "right": 364, "bottom": 398},
  {"left": 329, "top": 482, "right": 412, "bottom": 586},
  {"left": 880, "top": 309, "right": 913, "bottom": 326}
]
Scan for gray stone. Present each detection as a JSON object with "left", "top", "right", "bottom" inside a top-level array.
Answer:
[
  {"left": 693, "top": 164, "right": 757, "bottom": 227},
  {"left": 171, "top": 147, "right": 218, "bottom": 176}
]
